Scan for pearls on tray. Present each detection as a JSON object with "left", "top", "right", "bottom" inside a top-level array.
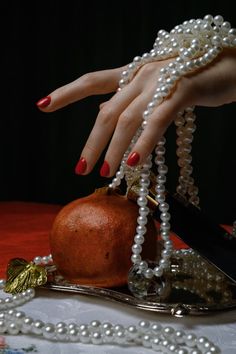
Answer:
[
  {"left": 0, "top": 275, "right": 221, "bottom": 352},
  {"left": 109, "top": 14, "right": 236, "bottom": 283}
]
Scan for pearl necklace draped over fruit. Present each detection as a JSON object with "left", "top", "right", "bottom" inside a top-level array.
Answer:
[
  {"left": 1, "top": 14, "right": 236, "bottom": 353},
  {"left": 109, "top": 14, "right": 236, "bottom": 284}
]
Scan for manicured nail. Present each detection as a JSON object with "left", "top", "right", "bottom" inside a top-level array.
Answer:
[
  {"left": 127, "top": 152, "right": 140, "bottom": 166},
  {"left": 36, "top": 96, "right": 51, "bottom": 108},
  {"left": 100, "top": 161, "right": 110, "bottom": 177},
  {"left": 75, "top": 157, "right": 87, "bottom": 175}
]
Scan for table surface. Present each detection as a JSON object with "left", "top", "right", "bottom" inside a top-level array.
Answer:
[{"left": 0, "top": 201, "right": 235, "bottom": 353}]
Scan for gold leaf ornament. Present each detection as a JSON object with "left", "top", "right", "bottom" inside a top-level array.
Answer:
[{"left": 4, "top": 258, "right": 47, "bottom": 294}]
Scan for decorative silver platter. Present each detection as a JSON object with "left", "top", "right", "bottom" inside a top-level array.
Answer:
[{"left": 43, "top": 250, "right": 236, "bottom": 317}]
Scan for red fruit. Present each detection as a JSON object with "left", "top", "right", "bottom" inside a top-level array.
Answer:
[{"left": 49, "top": 191, "right": 158, "bottom": 287}]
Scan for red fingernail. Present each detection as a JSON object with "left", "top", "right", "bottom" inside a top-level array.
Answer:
[
  {"left": 127, "top": 152, "right": 140, "bottom": 166},
  {"left": 75, "top": 157, "right": 87, "bottom": 175},
  {"left": 100, "top": 161, "right": 110, "bottom": 177},
  {"left": 36, "top": 96, "right": 51, "bottom": 108}
]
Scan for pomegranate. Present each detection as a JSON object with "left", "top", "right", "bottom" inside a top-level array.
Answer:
[{"left": 49, "top": 190, "right": 158, "bottom": 287}]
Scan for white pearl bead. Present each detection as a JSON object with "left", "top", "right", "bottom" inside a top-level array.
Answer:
[
  {"left": 156, "top": 193, "right": 165, "bottom": 203},
  {"left": 80, "top": 329, "right": 91, "bottom": 343},
  {"left": 174, "top": 330, "right": 186, "bottom": 344},
  {"left": 131, "top": 254, "right": 141, "bottom": 263},
  {"left": 151, "top": 337, "right": 162, "bottom": 350},
  {"left": 127, "top": 325, "right": 138, "bottom": 339},
  {"left": 204, "top": 14, "right": 213, "bottom": 23},
  {"left": 150, "top": 323, "right": 162, "bottom": 334},
  {"left": 43, "top": 323, "right": 55, "bottom": 339},
  {"left": 136, "top": 225, "right": 147, "bottom": 234},
  {"left": 33, "top": 256, "right": 42, "bottom": 265},
  {"left": 185, "top": 333, "right": 197, "bottom": 347},
  {"left": 21, "top": 316, "right": 34, "bottom": 333},
  {"left": 134, "top": 235, "right": 145, "bottom": 245},
  {"left": 56, "top": 326, "right": 68, "bottom": 340},
  {"left": 153, "top": 266, "right": 163, "bottom": 277},
  {"left": 15, "top": 311, "right": 25, "bottom": 325},
  {"left": 132, "top": 244, "right": 142, "bottom": 254},
  {"left": 103, "top": 329, "right": 114, "bottom": 343},
  {"left": 144, "top": 268, "right": 154, "bottom": 279},
  {"left": 7, "top": 322, "right": 20, "bottom": 335},
  {"left": 160, "top": 222, "right": 170, "bottom": 231},
  {"left": 177, "top": 349, "right": 188, "bottom": 354},
  {"left": 139, "top": 261, "right": 148, "bottom": 270},
  {"left": 139, "top": 206, "right": 149, "bottom": 216},
  {"left": 137, "top": 197, "right": 148, "bottom": 206},
  {"left": 69, "top": 328, "right": 80, "bottom": 341},
  {"left": 115, "top": 330, "right": 126, "bottom": 344},
  {"left": 91, "top": 331, "right": 103, "bottom": 344},
  {"left": 142, "top": 334, "right": 152, "bottom": 347},
  {"left": 213, "top": 15, "right": 224, "bottom": 26},
  {"left": 33, "top": 320, "right": 45, "bottom": 335}
]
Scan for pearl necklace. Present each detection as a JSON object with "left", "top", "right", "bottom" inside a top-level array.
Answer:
[
  {"left": 108, "top": 14, "right": 236, "bottom": 283},
  {"left": 2, "top": 14, "right": 235, "bottom": 354},
  {"left": 0, "top": 257, "right": 221, "bottom": 354}
]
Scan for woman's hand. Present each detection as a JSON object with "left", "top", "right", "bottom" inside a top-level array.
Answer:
[{"left": 37, "top": 49, "right": 236, "bottom": 177}]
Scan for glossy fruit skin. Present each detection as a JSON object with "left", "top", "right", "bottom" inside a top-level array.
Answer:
[{"left": 49, "top": 192, "right": 158, "bottom": 287}]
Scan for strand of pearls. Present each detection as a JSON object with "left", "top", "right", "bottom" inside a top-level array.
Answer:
[
  {"left": 175, "top": 107, "right": 199, "bottom": 207},
  {"left": 0, "top": 259, "right": 221, "bottom": 353},
  {"left": 109, "top": 14, "right": 236, "bottom": 280}
]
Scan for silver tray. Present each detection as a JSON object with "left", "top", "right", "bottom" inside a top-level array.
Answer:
[{"left": 43, "top": 250, "right": 236, "bottom": 317}]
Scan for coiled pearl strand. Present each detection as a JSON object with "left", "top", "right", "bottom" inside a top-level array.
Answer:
[
  {"left": 109, "top": 14, "right": 236, "bottom": 280},
  {"left": 0, "top": 259, "right": 221, "bottom": 353}
]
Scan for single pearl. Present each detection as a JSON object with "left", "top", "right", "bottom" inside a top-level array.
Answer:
[
  {"left": 131, "top": 254, "right": 141, "bottom": 263},
  {"left": 213, "top": 15, "right": 224, "bottom": 26},
  {"left": 69, "top": 328, "right": 80, "bottom": 341},
  {"left": 80, "top": 329, "right": 91, "bottom": 344},
  {"left": 139, "top": 261, "right": 148, "bottom": 271},
  {"left": 204, "top": 14, "right": 213, "bottom": 23},
  {"left": 33, "top": 256, "right": 42, "bottom": 265},
  {"left": 144, "top": 268, "right": 154, "bottom": 279},
  {"left": 15, "top": 311, "right": 25, "bottom": 325},
  {"left": 21, "top": 316, "right": 34, "bottom": 333},
  {"left": 185, "top": 333, "right": 197, "bottom": 347},
  {"left": 136, "top": 225, "right": 147, "bottom": 234},
  {"left": 103, "top": 329, "right": 114, "bottom": 343},
  {"left": 153, "top": 266, "right": 163, "bottom": 277},
  {"left": 115, "top": 330, "right": 127, "bottom": 344},
  {"left": 56, "top": 326, "right": 68, "bottom": 340},
  {"left": 126, "top": 325, "right": 139, "bottom": 339},
  {"left": 174, "top": 330, "right": 186, "bottom": 344},
  {"left": 7, "top": 322, "right": 20, "bottom": 335},
  {"left": 132, "top": 244, "right": 142, "bottom": 254},
  {"left": 137, "top": 197, "right": 148, "bottom": 206},
  {"left": 142, "top": 334, "right": 152, "bottom": 347},
  {"left": 91, "top": 331, "right": 103, "bottom": 345},
  {"left": 134, "top": 235, "right": 145, "bottom": 245},
  {"left": 33, "top": 320, "right": 45, "bottom": 335},
  {"left": 43, "top": 323, "right": 56, "bottom": 339}
]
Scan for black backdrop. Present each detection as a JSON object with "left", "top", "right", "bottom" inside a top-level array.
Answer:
[{"left": 1, "top": 1, "right": 236, "bottom": 224}]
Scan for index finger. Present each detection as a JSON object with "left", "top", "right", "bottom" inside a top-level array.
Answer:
[{"left": 36, "top": 67, "right": 125, "bottom": 112}]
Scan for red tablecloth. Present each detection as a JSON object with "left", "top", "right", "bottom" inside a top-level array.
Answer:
[
  {"left": 0, "top": 201, "right": 219, "bottom": 279},
  {"left": 0, "top": 202, "right": 62, "bottom": 278}
]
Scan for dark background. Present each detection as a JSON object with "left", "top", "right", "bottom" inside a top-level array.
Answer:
[{"left": 1, "top": 1, "right": 236, "bottom": 224}]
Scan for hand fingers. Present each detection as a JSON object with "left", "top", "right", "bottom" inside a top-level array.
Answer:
[
  {"left": 127, "top": 77, "right": 193, "bottom": 166},
  {"left": 75, "top": 80, "right": 141, "bottom": 175},
  {"left": 36, "top": 67, "right": 125, "bottom": 112},
  {"left": 99, "top": 101, "right": 109, "bottom": 110},
  {"left": 102, "top": 89, "right": 156, "bottom": 176}
]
